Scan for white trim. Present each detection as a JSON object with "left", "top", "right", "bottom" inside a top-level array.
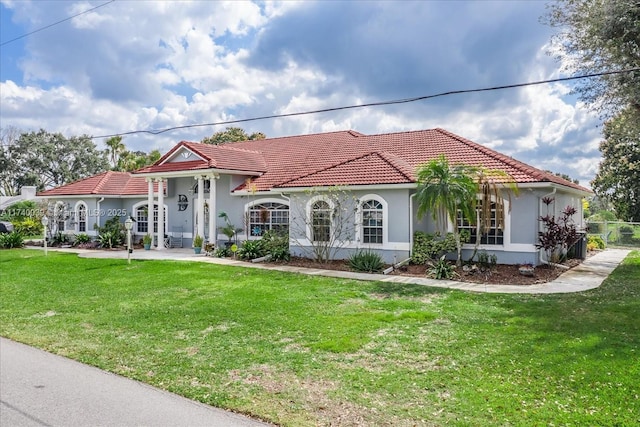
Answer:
[
  {"left": 135, "top": 168, "right": 262, "bottom": 179},
  {"left": 244, "top": 197, "right": 290, "bottom": 239},
  {"left": 292, "top": 238, "right": 410, "bottom": 252},
  {"left": 306, "top": 195, "right": 334, "bottom": 243},
  {"left": 355, "top": 194, "right": 388, "bottom": 247},
  {"left": 74, "top": 201, "right": 88, "bottom": 233},
  {"left": 131, "top": 200, "right": 168, "bottom": 236},
  {"left": 162, "top": 147, "right": 204, "bottom": 164},
  {"left": 274, "top": 183, "right": 417, "bottom": 193}
]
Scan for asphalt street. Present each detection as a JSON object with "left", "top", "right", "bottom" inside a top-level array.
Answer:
[{"left": 0, "top": 337, "right": 270, "bottom": 427}]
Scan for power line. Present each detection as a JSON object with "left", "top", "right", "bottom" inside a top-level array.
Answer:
[
  {"left": 92, "top": 68, "right": 640, "bottom": 140},
  {"left": 0, "top": 0, "right": 116, "bottom": 47}
]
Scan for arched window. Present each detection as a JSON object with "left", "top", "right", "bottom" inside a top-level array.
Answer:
[
  {"left": 76, "top": 202, "right": 87, "bottom": 233},
  {"left": 311, "top": 200, "right": 331, "bottom": 242},
  {"left": 134, "top": 203, "right": 167, "bottom": 234},
  {"left": 361, "top": 199, "right": 383, "bottom": 244},
  {"left": 54, "top": 201, "right": 67, "bottom": 233},
  {"left": 248, "top": 201, "right": 289, "bottom": 236}
]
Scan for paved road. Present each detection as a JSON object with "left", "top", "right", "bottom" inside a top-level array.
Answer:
[{"left": 0, "top": 338, "right": 270, "bottom": 427}]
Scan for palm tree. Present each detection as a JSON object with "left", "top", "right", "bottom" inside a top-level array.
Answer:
[
  {"left": 466, "top": 168, "right": 519, "bottom": 262},
  {"left": 105, "top": 136, "right": 125, "bottom": 169},
  {"left": 415, "top": 155, "right": 478, "bottom": 266}
]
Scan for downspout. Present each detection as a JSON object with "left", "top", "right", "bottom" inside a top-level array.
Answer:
[
  {"left": 409, "top": 192, "right": 416, "bottom": 258},
  {"left": 538, "top": 187, "right": 568, "bottom": 268},
  {"left": 96, "top": 197, "right": 105, "bottom": 230}
]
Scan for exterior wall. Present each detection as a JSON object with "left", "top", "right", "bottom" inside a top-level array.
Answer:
[{"left": 286, "top": 188, "right": 412, "bottom": 264}]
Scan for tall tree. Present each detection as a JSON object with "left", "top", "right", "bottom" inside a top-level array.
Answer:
[
  {"left": 201, "top": 127, "right": 266, "bottom": 145},
  {"left": 415, "top": 155, "right": 478, "bottom": 266},
  {"left": 1, "top": 129, "right": 109, "bottom": 194},
  {"left": 591, "top": 107, "right": 640, "bottom": 221},
  {"left": 105, "top": 136, "right": 125, "bottom": 169},
  {"left": 544, "top": 0, "right": 640, "bottom": 222},
  {"left": 544, "top": 0, "right": 640, "bottom": 117}
]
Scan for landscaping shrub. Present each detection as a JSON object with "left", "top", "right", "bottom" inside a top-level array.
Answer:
[
  {"left": 588, "top": 235, "right": 605, "bottom": 250},
  {"left": 619, "top": 225, "right": 634, "bottom": 244},
  {"left": 348, "top": 250, "right": 385, "bottom": 273},
  {"left": 427, "top": 255, "right": 457, "bottom": 280},
  {"left": 213, "top": 247, "right": 232, "bottom": 258},
  {"left": 261, "top": 230, "right": 290, "bottom": 262},
  {"left": 476, "top": 250, "right": 497, "bottom": 271},
  {"left": 52, "top": 231, "right": 71, "bottom": 246},
  {"left": 411, "top": 231, "right": 457, "bottom": 265},
  {"left": 74, "top": 233, "right": 92, "bottom": 245},
  {"left": 237, "top": 239, "right": 266, "bottom": 260},
  {"left": 0, "top": 232, "right": 24, "bottom": 249},
  {"left": 95, "top": 217, "right": 124, "bottom": 248},
  {"left": 13, "top": 218, "right": 42, "bottom": 236}
]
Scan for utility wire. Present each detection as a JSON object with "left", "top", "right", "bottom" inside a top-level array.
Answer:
[
  {"left": 0, "top": 0, "right": 116, "bottom": 47},
  {"left": 93, "top": 68, "right": 639, "bottom": 140}
]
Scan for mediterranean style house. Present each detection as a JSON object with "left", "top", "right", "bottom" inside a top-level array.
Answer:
[{"left": 38, "top": 128, "right": 591, "bottom": 265}]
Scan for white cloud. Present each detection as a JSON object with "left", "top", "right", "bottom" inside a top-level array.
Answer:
[{"left": 0, "top": 0, "right": 606, "bottom": 187}]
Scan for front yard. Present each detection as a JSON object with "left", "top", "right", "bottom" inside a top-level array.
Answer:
[{"left": 0, "top": 249, "right": 638, "bottom": 426}]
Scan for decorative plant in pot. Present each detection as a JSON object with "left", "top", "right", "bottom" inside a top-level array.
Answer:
[
  {"left": 143, "top": 234, "right": 152, "bottom": 250},
  {"left": 218, "top": 211, "right": 242, "bottom": 248},
  {"left": 193, "top": 234, "right": 203, "bottom": 254}
]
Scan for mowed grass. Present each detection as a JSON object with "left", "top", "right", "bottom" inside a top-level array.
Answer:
[{"left": 1, "top": 249, "right": 638, "bottom": 426}]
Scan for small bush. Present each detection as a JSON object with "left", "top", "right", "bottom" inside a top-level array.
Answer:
[
  {"left": 348, "top": 250, "right": 385, "bottom": 273},
  {"left": 13, "top": 218, "right": 43, "bottom": 236},
  {"left": 261, "top": 230, "right": 290, "bottom": 262},
  {"left": 476, "top": 250, "right": 497, "bottom": 271},
  {"left": 74, "top": 233, "right": 92, "bottom": 245},
  {"left": 0, "top": 232, "right": 24, "bottom": 249},
  {"left": 213, "top": 247, "right": 231, "bottom": 258},
  {"left": 52, "top": 232, "right": 71, "bottom": 246},
  {"left": 237, "top": 239, "right": 266, "bottom": 261},
  {"left": 98, "top": 231, "right": 120, "bottom": 248},
  {"left": 411, "top": 232, "right": 457, "bottom": 265},
  {"left": 619, "top": 226, "right": 634, "bottom": 244},
  {"left": 427, "top": 255, "right": 457, "bottom": 280},
  {"left": 587, "top": 235, "right": 605, "bottom": 250}
]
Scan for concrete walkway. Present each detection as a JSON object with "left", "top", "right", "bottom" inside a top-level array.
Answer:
[
  {"left": 32, "top": 246, "right": 631, "bottom": 294},
  {"left": 0, "top": 338, "right": 270, "bottom": 427}
]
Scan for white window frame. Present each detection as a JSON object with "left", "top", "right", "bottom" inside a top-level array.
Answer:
[
  {"left": 244, "top": 198, "right": 290, "bottom": 238},
  {"left": 356, "top": 194, "right": 388, "bottom": 246},
  {"left": 132, "top": 201, "right": 168, "bottom": 236},
  {"left": 74, "top": 201, "right": 88, "bottom": 233},
  {"left": 306, "top": 195, "right": 335, "bottom": 243},
  {"left": 457, "top": 196, "right": 509, "bottom": 247}
]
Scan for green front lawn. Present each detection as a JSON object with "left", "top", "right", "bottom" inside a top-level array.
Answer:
[{"left": 1, "top": 249, "right": 638, "bottom": 426}]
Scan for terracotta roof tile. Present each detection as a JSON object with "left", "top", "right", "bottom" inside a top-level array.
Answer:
[
  {"left": 38, "top": 171, "right": 161, "bottom": 197},
  {"left": 128, "top": 128, "right": 591, "bottom": 194}
]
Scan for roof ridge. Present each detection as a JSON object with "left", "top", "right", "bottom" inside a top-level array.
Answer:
[
  {"left": 376, "top": 151, "right": 415, "bottom": 181},
  {"left": 277, "top": 151, "right": 381, "bottom": 187},
  {"left": 433, "top": 128, "right": 589, "bottom": 191},
  {"left": 278, "top": 151, "right": 414, "bottom": 187}
]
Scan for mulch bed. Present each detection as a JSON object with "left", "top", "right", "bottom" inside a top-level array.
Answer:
[{"left": 275, "top": 255, "right": 589, "bottom": 286}]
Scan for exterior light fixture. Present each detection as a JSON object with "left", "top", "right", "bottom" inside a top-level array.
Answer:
[
  {"left": 41, "top": 216, "right": 49, "bottom": 256},
  {"left": 124, "top": 217, "right": 134, "bottom": 265}
]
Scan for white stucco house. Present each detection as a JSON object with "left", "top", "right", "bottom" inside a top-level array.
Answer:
[{"left": 38, "top": 128, "right": 591, "bottom": 265}]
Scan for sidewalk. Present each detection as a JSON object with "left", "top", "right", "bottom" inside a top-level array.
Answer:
[
  {"left": 0, "top": 337, "right": 270, "bottom": 427},
  {"left": 33, "top": 246, "right": 631, "bottom": 294}
]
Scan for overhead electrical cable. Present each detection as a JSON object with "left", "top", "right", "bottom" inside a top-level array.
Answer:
[
  {"left": 92, "top": 68, "right": 640, "bottom": 140},
  {"left": 0, "top": 0, "right": 116, "bottom": 47}
]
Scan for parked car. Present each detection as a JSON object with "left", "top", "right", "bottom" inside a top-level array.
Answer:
[{"left": 0, "top": 221, "right": 14, "bottom": 233}]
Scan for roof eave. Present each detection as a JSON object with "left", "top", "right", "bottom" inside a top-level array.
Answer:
[{"left": 134, "top": 168, "right": 264, "bottom": 179}]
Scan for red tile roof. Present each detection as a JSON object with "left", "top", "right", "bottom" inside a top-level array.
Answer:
[
  {"left": 38, "top": 171, "right": 161, "bottom": 197},
  {"left": 43, "top": 128, "right": 591, "bottom": 197}
]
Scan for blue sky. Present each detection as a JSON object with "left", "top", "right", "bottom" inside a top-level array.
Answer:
[{"left": 0, "top": 0, "right": 602, "bottom": 186}]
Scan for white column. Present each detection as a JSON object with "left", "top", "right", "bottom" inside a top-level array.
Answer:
[
  {"left": 197, "top": 175, "right": 205, "bottom": 242},
  {"left": 156, "top": 178, "right": 165, "bottom": 250},
  {"left": 147, "top": 178, "right": 154, "bottom": 247},
  {"left": 208, "top": 175, "right": 217, "bottom": 245}
]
